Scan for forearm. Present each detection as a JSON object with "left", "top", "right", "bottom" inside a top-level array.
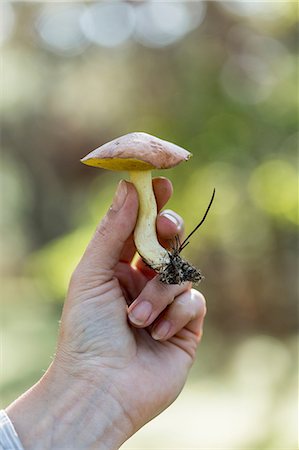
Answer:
[{"left": 6, "top": 363, "right": 132, "bottom": 450}]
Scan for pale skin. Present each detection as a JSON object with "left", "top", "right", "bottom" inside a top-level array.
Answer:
[{"left": 7, "top": 177, "right": 206, "bottom": 450}]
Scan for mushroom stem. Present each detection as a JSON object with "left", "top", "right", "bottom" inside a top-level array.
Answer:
[{"left": 129, "top": 170, "right": 170, "bottom": 269}]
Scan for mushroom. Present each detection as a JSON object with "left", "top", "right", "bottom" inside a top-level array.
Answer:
[{"left": 81, "top": 131, "right": 201, "bottom": 284}]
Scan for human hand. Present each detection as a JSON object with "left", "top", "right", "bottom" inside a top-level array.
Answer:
[{"left": 7, "top": 178, "right": 206, "bottom": 450}]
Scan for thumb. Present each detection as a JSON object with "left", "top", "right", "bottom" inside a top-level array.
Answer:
[{"left": 78, "top": 180, "right": 138, "bottom": 282}]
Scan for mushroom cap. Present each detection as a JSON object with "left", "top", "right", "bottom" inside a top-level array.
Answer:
[{"left": 81, "top": 132, "right": 192, "bottom": 171}]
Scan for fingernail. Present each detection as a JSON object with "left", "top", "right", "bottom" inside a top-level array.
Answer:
[
  {"left": 112, "top": 180, "right": 127, "bottom": 212},
  {"left": 128, "top": 301, "right": 152, "bottom": 326},
  {"left": 161, "top": 210, "right": 182, "bottom": 231},
  {"left": 152, "top": 320, "right": 171, "bottom": 340}
]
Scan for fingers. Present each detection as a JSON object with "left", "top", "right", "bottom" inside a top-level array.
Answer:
[
  {"left": 77, "top": 180, "right": 138, "bottom": 281},
  {"left": 118, "top": 208, "right": 185, "bottom": 303},
  {"left": 156, "top": 209, "right": 184, "bottom": 241},
  {"left": 119, "top": 177, "right": 173, "bottom": 263},
  {"left": 151, "top": 289, "right": 206, "bottom": 341},
  {"left": 154, "top": 177, "right": 174, "bottom": 212},
  {"left": 128, "top": 276, "right": 192, "bottom": 327},
  {"left": 127, "top": 280, "right": 206, "bottom": 344},
  {"left": 134, "top": 209, "right": 184, "bottom": 279}
]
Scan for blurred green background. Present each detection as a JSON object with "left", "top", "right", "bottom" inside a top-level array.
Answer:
[{"left": 1, "top": 1, "right": 298, "bottom": 448}]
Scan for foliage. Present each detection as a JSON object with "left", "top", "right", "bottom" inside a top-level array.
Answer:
[{"left": 1, "top": 2, "right": 297, "bottom": 448}]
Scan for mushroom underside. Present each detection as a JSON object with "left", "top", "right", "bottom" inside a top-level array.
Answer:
[{"left": 81, "top": 157, "right": 155, "bottom": 171}]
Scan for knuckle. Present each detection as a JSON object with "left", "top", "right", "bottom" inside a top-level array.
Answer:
[
  {"left": 175, "top": 298, "right": 188, "bottom": 312},
  {"left": 172, "top": 282, "right": 192, "bottom": 302},
  {"left": 169, "top": 282, "right": 192, "bottom": 307},
  {"left": 145, "top": 277, "right": 191, "bottom": 309},
  {"left": 94, "top": 205, "right": 119, "bottom": 240},
  {"left": 172, "top": 280, "right": 191, "bottom": 295},
  {"left": 155, "top": 276, "right": 172, "bottom": 295},
  {"left": 94, "top": 216, "right": 110, "bottom": 241},
  {"left": 145, "top": 277, "right": 174, "bottom": 308}
]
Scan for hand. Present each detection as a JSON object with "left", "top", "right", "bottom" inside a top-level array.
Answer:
[{"left": 7, "top": 178, "right": 206, "bottom": 450}]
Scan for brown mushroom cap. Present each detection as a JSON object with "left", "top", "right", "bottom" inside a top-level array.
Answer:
[{"left": 81, "top": 132, "right": 192, "bottom": 171}]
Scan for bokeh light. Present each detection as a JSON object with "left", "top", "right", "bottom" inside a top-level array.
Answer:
[
  {"left": 1, "top": 2, "right": 297, "bottom": 449},
  {"left": 134, "top": 1, "right": 205, "bottom": 48},
  {"left": 220, "top": 0, "right": 292, "bottom": 21},
  {"left": 35, "top": 4, "right": 89, "bottom": 56},
  {"left": 0, "top": 2, "right": 15, "bottom": 45},
  {"left": 248, "top": 159, "right": 298, "bottom": 224},
  {"left": 80, "top": 2, "right": 135, "bottom": 48},
  {"left": 220, "top": 54, "right": 276, "bottom": 104}
]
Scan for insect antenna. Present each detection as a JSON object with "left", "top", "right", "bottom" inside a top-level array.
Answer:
[
  {"left": 170, "top": 234, "right": 181, "bottom": 253},
  {"left": 175, "top": 234, "right": 181, "bottom": 252},
  {"left": 179, "top": 188, "right": 216, "bottom": 253}
]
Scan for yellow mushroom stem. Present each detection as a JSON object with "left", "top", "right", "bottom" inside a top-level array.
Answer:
[{"left": 129, "top": 170, "right": 171, "bottom": 270}]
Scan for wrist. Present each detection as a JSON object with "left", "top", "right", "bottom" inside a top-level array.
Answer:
[{"left": 6, "top": 362, "right": 133, "bottom": 450}]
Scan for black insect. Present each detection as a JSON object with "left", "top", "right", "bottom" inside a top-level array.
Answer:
[{"left": 159, "top": 188, "right": 216, "bottom": 285}]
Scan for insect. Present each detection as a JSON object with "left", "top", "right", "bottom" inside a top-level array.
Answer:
[{"left": 159, "top": 188, "right": 216, "bottom": 284}]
